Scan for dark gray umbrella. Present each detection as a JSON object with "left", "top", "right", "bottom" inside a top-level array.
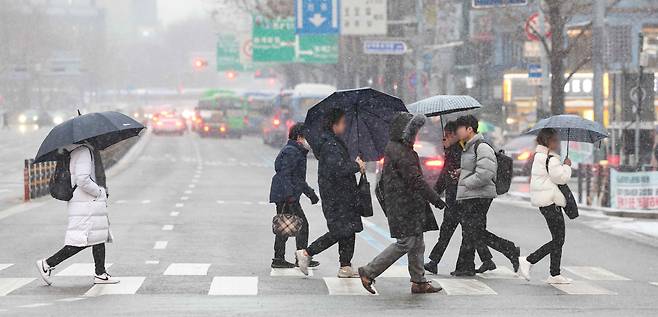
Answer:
[
  {"left": 407, "top": 95, "right": 482, "bottom": 117},
  {"left": 34, "top": 111, "right": 145, "bottom": 163},
  {"left": 525, "top": 114, "right": 608, "bottom": 157}
]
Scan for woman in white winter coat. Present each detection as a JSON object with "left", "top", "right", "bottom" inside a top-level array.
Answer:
[
  {"left": 36, "top": 143, "right": 119, "bottom": 285},
  {"left": 518, "top": 128, "right": 573, "bottom": 284}
]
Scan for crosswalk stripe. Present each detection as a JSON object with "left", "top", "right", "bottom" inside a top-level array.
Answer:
[
  {"left": 477, "top": 266, "right": 519, "bottom": 279},
  {"left": 270, "top": 268, "right": 312, "bottom": 277},
  {"left": 184, "top": 190, "right": 192, "bottom": 194},
  {"left": 0, "top": 278, "right": 35, "bottom": 296},
  {"left": 145, "top": 260, "right": 160, "bottom": 265},
  {"left": 115, "top": 200, "right": 127, "bottom": 204},
  {"left": 0, "top": 264, "right": 13, "bottom": 272},
  {"left": 170, "top": 211, "right": 180, "bottom": 217},
  {"left": 323, "top": 278, "right": 377, "bottom": 296},
  {"left": 180, "top": 196, "right": 189, "bottom": 201},
  {"left": 563, "top": 266, "right": 630, "bottom": 281},
  {"left": 175, "top": 203, "right": 184, "bottom": 208},
  {"left": 651, "top": 282, "right": 658, "bottom": 287},
  {"left": 551, "top": 281, "right": 616, "bottom": 295},
  {"left": 18, "top": 303, "right": 52, "bottom": 308},
  {"left": 433, "top": 279, "right": 497, "bottom": 295},
  {"left": 153, "top": 241, "right": 168, "bottom": 250},
  {"left": 56, "top": 263, "right": 114, "bottom": 276},
  {"left": 84, "top": 277, "right": 145, "bottom": 296},
  {"left": 162, "top": 225, "right": 174, "bottom": 231},
  {"left": 141, "top": 200, "right": 151, "bottom": 204},
  {"left": 378, "top": 265, "right": 409, "bottom": 278},
  {"left": 208, "top": 276, "right": 258, "bottom": 295},
  {"left": 56, "top": 297, "right": 85, "bottom": 302},
  {"left": 163, "top": 263, "right": 210, "bottom": 276}
]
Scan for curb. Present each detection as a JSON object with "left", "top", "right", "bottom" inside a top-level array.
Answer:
[{"left": 507, "top": 191, "right": 658, "bottom": 220}]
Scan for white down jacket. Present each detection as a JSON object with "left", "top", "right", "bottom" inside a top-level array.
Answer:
[
  {"left": 65, "top": 145, "right": 112, "bottom": 247},
  {"left": 530, "top": 145, "right": 572, "bottom": 207}
]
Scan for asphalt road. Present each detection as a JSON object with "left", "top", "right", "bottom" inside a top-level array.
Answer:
[{"left": 1, "top": 132, "right": 658, "bottom": 316}]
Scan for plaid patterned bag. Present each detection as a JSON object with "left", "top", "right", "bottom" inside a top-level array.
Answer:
[{"left": 272, "top": 205, "right": 303, "bottom": 237}]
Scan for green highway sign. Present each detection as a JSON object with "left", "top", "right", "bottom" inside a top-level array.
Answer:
[
  {"left": 252, "top": 17, "right": 296, "bottom": 63},
  {"left": 216, "top": 34, "right": 243, "bottom": 71},
  {"left": 298, "top": 34, "right": 338, "bottom": 64}
]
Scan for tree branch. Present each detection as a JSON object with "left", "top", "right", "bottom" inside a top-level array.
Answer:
[{"left": 564, "top": 55, "right": 592, "bottom": 84}]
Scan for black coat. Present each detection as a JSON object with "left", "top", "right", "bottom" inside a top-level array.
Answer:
[
  {"left": 381, "top": 113, "right": 440, "bottom": 238},
  {"left": 434, "top": 142, "right": 462, "bottom": 206},
  {"left": 269, "top": 140, "right": 316, "bottom": 203},
  {"left": 317, "top": 131, "right": 363, "bottom": 238}
]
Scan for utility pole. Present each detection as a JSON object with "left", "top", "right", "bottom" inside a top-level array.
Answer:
[
  {"left": 635, "top": 32, "right": 644, "bottom": 168},
  {"left": 537, "top": 0, "right": 550, "bottom": 118},
  {"left": 592, "top": 0, "right": 605, "bottom": 161},
  {"left": 415, "top": 0, "right": 424, "bottom": 101}
]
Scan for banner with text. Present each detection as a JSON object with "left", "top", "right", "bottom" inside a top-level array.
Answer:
[{"left": 610, "top": 169, "right": 658, "bottom": 210}]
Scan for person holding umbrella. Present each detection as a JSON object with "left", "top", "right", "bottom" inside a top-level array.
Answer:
[
  {"left": 357, "top": 112, "right": 445, "bottom": 294},
  {"left": 33, "top": 111, "right": 144, "bottom": 286},
  {"left": 518, "top": 128, "right": 572, "bottom": 284},
  {"left": 296, "top": 108, "right": 366, "bottom": 277}
]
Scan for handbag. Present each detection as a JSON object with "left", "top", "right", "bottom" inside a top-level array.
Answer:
[
  {"left": 357, "top": 173, "right": 374, "bottom": 217},
  {"left": 272, "top": 204, "right": 304, "bottom": 237},
  {"left": 545, "top": 155, "right": 579, "bottom": 219}
]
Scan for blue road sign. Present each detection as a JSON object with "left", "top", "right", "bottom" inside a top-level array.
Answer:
[
  {"left": 472, "top": 0, "right": 527, "bottom": 8},
  {"left": 363, "top": 40, "right": 408, "bottom": 55},
  {"left": 295, "top": 0, "right": 340, "bottom": 34},
  {"left": 528, "top": 63, "right": 542, "bottom": 78}
]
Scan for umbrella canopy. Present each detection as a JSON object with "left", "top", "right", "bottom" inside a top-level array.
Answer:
[
  {"left": 407, "top": 95, "right": 482, "bottom": 117},
  {"left": 34, "top": 111, "right": 145, "bottom": 163},
  {"left": 304, "top": 87, "right": 407, "bottom": 162},
  {"left": 525, "top": 114, "right": 608, "bottom": 144}
]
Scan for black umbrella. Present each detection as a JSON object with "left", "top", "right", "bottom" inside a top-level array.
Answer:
[
  {"left": 34, "top": 111, "right": 145, "bottom": 163},
  {"left": 407, "top": 95, "right": 482, "bottom": 117},
  {"left": 525, "top": 114, "right": 608, "bottom": 157},
  {"left": 304, "top": 87, "right": 407, "bottom": 162}
]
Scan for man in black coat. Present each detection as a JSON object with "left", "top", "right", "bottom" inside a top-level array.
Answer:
[
  {"left": 269, "top": 123, "right": 320, "bottom": 268},
  {"left": 424, "top": 121, "right": 495, "bottom": 275},
  {"left": 296, "top": 108, "right": 366, "bottom": 278},
  {"left": 357, "top": 113, "right": 445, "bottom": 294}
]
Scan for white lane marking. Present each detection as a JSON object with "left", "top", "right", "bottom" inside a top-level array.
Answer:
[
  {"left": 478, "top": 266, "right": 519, "bottom": 279},
  {"left": 563, "top": 266, "right": 630, "bottom": 281},
  {"left": 258, "top": 202, "right": 269, "bottom": 205},
  {"left": 324, "top": 278, "right": 377, "bottom": 295},
  {"left": 651, "top": 282, "right": 658, "bottom": 287},
  {"left": 239, "top": 162, "right": 248, "bottom": 167},
  {"left": 84, "top": 277, "right": 145, "bottom": 296},
  {"left": 184, "top": 190, "right": 192, "bottom": 194},
  {"left": 153, "top": 241, "right": 168, "bottom": 250},
  {"left": 163, "top": 263, "right": 210, "bottom": 276},
  {"left": 208, "top": 276, "right": 258, "bottom": 295},
  {"left": 175, "top": 203, "right": 184, "bottom": 208},
  {"left": 0, "top": 264, "right": 13, "bottom": 272},
  {"left": 180, "top": 196, "right": 189, "bottom": 201},
  {"left": 192, "top": 179, "right": 199, "bottom": 183},
  {"left": 242, "top": 201, "right": 253, "bottom": 205},
  {"left": 56, "top": 297, "right": 85, "bottom": 302},
  {"left": 193, "top": 174, "right": 200, "bottom": 179},
  {"left": 0, "top": 202, "right": 46, "bottom": 221},
  {"left": 141, "top": 200, "right": 151, "bottom": 204},
  {"left": 18, "top": 303, "right": 52, "bottom": 308},
  {"left": 0, "top": 189, "right": 9, "bottom": 193},
  {"left": 115, "top": 200, "right": 127, "bottom": 204},
  {"left": 56, "top": 263, "right": 114, "bottom": 276},
  {"left": 145, "top": 261, "right": 160, "bottom": 265},
  {"left": 378, "top": 265, "right": 409, "bottom": 278},
  {"left": 217, "top": 200, "right": 225, "bottom": 204},
  {"left": 270, "top": 268, "right": 313, "bottom": 277},
  {"left": 170, "top": 212, "right": 180, "bottom": 217},
  {"left": 188, "top": 184, "right": 196, "bottom": 189},
  {"left": 551, "top": 281, "right": 616, "bottom": 295},
  {"left": 0, "top": 278, "right": 35, "bottom": 296},
  {"left": 434, "top": 279, "right": 497, "bottom": 295},
  {"left": 162, "top": 225, "right": 174, "bottom": 231}
]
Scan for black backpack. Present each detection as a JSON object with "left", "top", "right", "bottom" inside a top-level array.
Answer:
[
  {"left": 474, "top": 140, "right": 513, "bottom": 195},
  {"left": 49, "top": 150, "right": 77, "bottom": 201}
]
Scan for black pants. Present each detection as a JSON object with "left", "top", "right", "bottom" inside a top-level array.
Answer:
[
  {"left": 307, "top": 232, "right": 355, "bottom": 267},
  {"left": 456, "top": 198, "right": 517, "bottom": 272},
  {"left": 273, "top": 202, "right": 309, "bottom": 260},
  {"left": 526, "top": 205, "right": 565, "bottom": 276},
  {"left": 428, "top": 204, "right": 492, "bottom": 263},
  {"left": 46, "top": 243, "right": 106, "bottom": 275}
]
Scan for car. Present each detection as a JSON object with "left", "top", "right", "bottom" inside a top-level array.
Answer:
[
  {"left": 502, "top": 135, "right": 537, "bottom": 176},
  {"left": 262, "top": 106, "right": 294, "bottom": 146},
  {"left": 152, "top": 112, "right": 186, "bottom": 136}
]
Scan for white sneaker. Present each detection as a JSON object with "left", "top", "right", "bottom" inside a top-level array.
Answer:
[
  {"left": 94, "top": 273, "right": 120, "bottom": 284},
  {"left": 337, "top": 266, "right": 359, "bottom": 278},
  {"left": 518, "top": 256, "right": 533, "bottom": 281},
  {"left": 295, "top": 250, "right": 310, "bottom": 276},
  {"left": 546, "top": 275, "right": 572, "bottom": 284},
  {"left": 35, "top": 259, "right": 53, "bottom": 286}
]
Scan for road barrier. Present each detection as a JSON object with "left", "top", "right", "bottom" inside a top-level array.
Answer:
[
  {"left": 23, "top": 138, "right": 138, "bottom": 202},
  {"left": 577, "top": 164, "right": 611, "bottom": 207}
]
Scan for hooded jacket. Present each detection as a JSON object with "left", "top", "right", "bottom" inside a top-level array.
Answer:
[
  {"left": 456, "top": 133, "right": 498, "bottom": 200},
  {"left": 269, "top": 140, "right": 316, "bottom": 203},
  {"left": 530, "top": 144, "right": 572, "bottom": 207},
  {"left": 380, "top": 113, "right": 440, "bottom": 238},
  {"left": 317, "top": 130, "right": 363, "bottom": 238}
]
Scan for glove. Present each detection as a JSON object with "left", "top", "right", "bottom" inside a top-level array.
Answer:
[
  {"left": 308, "top": 191, "right": 320, "bottom": 205},
  {"left": 433, "top": 198, "right": 446, "bottom": 210}
]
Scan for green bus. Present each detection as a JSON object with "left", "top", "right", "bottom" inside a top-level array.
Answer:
[{"left": 195, "top": 89, "right": 247, "bottom": 138}]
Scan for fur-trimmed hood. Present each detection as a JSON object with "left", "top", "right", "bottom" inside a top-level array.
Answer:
[{"left": 389, "top": 112, "right": 426, "bottom": 145}]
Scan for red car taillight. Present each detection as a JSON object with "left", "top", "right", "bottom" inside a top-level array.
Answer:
[
  {"left": 425, "top": 158, "right": 445, "bottom": 168},
  {"left": 273, "top": 118, "right": 281, "bottom": 126}
]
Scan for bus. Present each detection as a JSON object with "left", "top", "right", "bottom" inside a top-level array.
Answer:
[{"left": 195, "top": 89, "right": 247, "bottom": 138}]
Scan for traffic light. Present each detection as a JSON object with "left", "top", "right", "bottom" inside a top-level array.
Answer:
[{"left": 193, "top": 58, "right": 208, "bottom": 69}]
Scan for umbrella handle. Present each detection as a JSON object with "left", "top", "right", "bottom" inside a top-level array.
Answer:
[{"left": 566, "top": 128, "right": 570, "bottom": 159}]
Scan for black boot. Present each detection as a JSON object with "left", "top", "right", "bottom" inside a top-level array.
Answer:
[
  {"left": 424, "top": 261, "right": 438, "bottom": 275},
  {"left": 510, "top": 246, "right": 521, "bottom": 273},
  {"left": 271, "top": 258, "right": 295, "bottom": 269},
  {"left": 475, "top": 260, "right": 496, "bottom": 274}
]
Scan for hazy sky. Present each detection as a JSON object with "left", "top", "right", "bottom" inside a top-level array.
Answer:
[{"left": 158, "top": 0, "right": 214, "bottom": 25}]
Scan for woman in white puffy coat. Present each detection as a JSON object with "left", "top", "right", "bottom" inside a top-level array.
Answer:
[
  {"left": 36, "top": 143, "right": 118, "bottom": 286},
  {"left": 518, "top": 128, "right": 573, "bottom": 285}
]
